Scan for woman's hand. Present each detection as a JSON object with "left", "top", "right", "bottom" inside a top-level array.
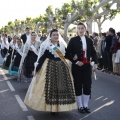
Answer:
[{"left": 76, "top": 61, "right": 84, "bottom": 67}]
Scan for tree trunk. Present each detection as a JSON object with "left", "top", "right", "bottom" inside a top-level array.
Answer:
[
  {"left": 36, "top": 24, "right": 40, "bottom": 34},
  {"left": 63, "top": 23, "right": 69, "bottom": 43},
  {"left": 47, "top": 21, "right": 53, "bottom": 32},
  {"left": 86, "top": 17, "right": 93, "bottom": 34},
  {"left": 98, "top": 23, "right": 102, "bottom": 33}
]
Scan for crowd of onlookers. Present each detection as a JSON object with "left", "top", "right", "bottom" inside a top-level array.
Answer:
[
  {"left": 90, "top": 28, "right": 120, "bottom": 76},
  {"left": 68, "top": 28, "right": 120, "bottom": 76},
  {"left": 1, "top": 27, "right": 120, "bottom": 76}
]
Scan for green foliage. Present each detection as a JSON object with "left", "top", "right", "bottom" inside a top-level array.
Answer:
[
  {"left": 109, "top": 9, "right": 120, "bottom": 20},
  {"left": 82, "top": 0, "right": 98, "bottom": 17},
  {"left": 7, "top": 21, "right": 14, "bottom": 30},
  {"left": 86, "top": 10, "right": 93, "bottom": 17},
  {"left": 4, "top": 25, "right": 9, "bottom": 33},
  {"left": 68, "top": 26, "right": 76, "bottom": 32},
  {"left": 61, "top": 3, "right": 73, "bottom": 15},
  {"left": 14, "top": 19, "right": 21, "bottom": 26},
  {"left": 103, "top": 3, "right": 110, "bottom": 10},
  {"left": 21, "top": 20, "right": 25, "bottom": 24},
  {"left": 46, "top": 6, "right": 54, "bottom": 15},
  {"left": 0, "top": 0, "right": 119, "bottom": 34}
]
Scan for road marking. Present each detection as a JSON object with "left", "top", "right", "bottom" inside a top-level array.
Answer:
[
  {"left": 0, "top": 68, "right": 8, "bottom": 80},
  {"left": 0, "top": 68, "right": 15, "bottom": 91},
  {"left": 95, "top": 96, "right": 103, "bottom": 101},
  {"left": 0, "top": 77, "right": 17, "bottom": 81},
  {"left": 27, "top": 116, "right": 35, "bottom": 120},
  {"left": 15, "top": 95, "right": 28, "bottom": 111},
  {"left": 6, "top": 81, "right": 15, "bottom": 91},
  {"left": 0, "top": 89, "right": 9, "bottom": 93},
  {"left": 102, "top": 98, "right": 108, "bottom": 101},
  {"left": 80, "top": 100, "right": 114, "bottom": 120}
]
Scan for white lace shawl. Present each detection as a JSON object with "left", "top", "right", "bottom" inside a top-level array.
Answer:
[
  {"left": 34, "top": 34, "right": 67, "bottom": 68},
  {"left": 1, "top": 38, "right": 9, "bottom": 49},
  {"left": 19, "top": 40, "right": 41, "bottom": 71}
]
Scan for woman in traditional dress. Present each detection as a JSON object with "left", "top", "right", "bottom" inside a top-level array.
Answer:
[
  {"left": 2, "top": 35, "right": 17, "bottom": 69},
  {"left": 9, "top": 38, "right": 23, "bottom": 76},
  {"left": 1, "top": 36, "right": 9, "bottom": 58},
  {"left": 24, "top": 29, "right": 76, "bottom": 114},
  {"left": 18, "top": 32, "right": 41, "bottom": 82}
]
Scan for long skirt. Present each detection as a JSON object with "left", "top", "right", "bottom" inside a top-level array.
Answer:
[
  {"left": 9, "top": 65, "right": 19, "bottom": 76},
  {"left": 2, "top": 54, "right": 11, "bottom": 70},
  {"left": 9, "top": 55, "right": 21, "bottom": 76},
  {"left": 18, "top": 51, "right": 37, "bottom": 81},
  {"left": 24, "top": 58, "right": 77, "bottom": 112},
  {"left": 23, "top": 51, "right": 37, "bottom": 78},
  {"left": 115, "top": 50, "right": 120, "bottom": 63},
  {"left": 1, "top": 48, "right": 7, "bottom": 58}
]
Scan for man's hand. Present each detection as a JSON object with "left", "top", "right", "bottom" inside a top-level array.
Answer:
[
  {"left": 93, "top": 64, "right": 97, "bottom": 72},
  {"left": 76, "top": 61, "right": 84, "bottom": 67}
]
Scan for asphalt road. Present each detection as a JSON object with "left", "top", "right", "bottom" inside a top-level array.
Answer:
[{"left": 0, "top": 54, "right": 120, "bottom": 120}]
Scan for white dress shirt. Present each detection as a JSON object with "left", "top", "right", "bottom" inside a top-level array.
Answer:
[
  {"left": 76, "top": 36, "right": 87, "bottom": 65},
  {"left": 26, "top": 34, "right": 31, "bottom": 42},
  {"left": 76, "top": 36, "right": 97, "bottom": 68},
  {"left": 80, "top": 36, "right": 87, "bottom": 58}
]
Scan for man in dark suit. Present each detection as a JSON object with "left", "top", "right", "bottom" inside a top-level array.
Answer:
[
  {"left": 101, "top": 33, "right": 107, "bottom": 71},
  {"left": 21, "top": 27, "right": 31, "bottom": 44},
  {"left": 66, "top": 22, "right": 97, "bottom": 113},
  {"left": 92, "top": 32, "right": 98, "bottom": 50},
  {"left": 104, "top": 28, "right": 113, "bottom": 73}
]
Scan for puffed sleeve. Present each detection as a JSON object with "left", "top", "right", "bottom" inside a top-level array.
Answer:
[{"left": 36, "top": 50, "right": 47, "bottom": 73}]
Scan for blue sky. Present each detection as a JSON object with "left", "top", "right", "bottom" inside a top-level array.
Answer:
[{"left": 0, "top": 0, "right": 120, "bottom": 32}]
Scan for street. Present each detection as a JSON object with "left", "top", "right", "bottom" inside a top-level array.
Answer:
[{"left": 0, "top": 55, "right": 120, "bottom": 120}]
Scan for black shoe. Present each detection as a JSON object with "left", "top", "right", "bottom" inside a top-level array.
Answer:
[
  {"left": 84, "top": 107, "right": 91, "bottom": 113},
  {"left": 78, "top": 107, "right": 85, "bottom": 113},
  {"left": 50, "top": 112, "right": 56, "bottom": 115}
]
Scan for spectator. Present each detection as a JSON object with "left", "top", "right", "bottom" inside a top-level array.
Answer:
[
  {"left": 92, "top": 32, "right": 98, "bottom": 49},
  {"left": 101, "top": 33, "right": 107, "bottom": 71},
  {"left": 21, "top": 27, "right": 31, "bottom": 44},
  {"left": 97, "top": 33, "right": 104, "bottom": 70},
  {"left": 0, "top": 35, "right": 2, "bottom": 49},
  {"left": 8, "top": 36, "right": 12, "bottom": 43},
  {"left": 85, "top": 31, "right": 90, "bottom": 38},
  {"left": 109, "top": 28, "right": 117, "bottom": 73},
  {"left": 114, "top": 32, "right": 120, "bottom": 75},
  {"left": 104, "top": 28, "right": 113, "bottom": 73}
]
